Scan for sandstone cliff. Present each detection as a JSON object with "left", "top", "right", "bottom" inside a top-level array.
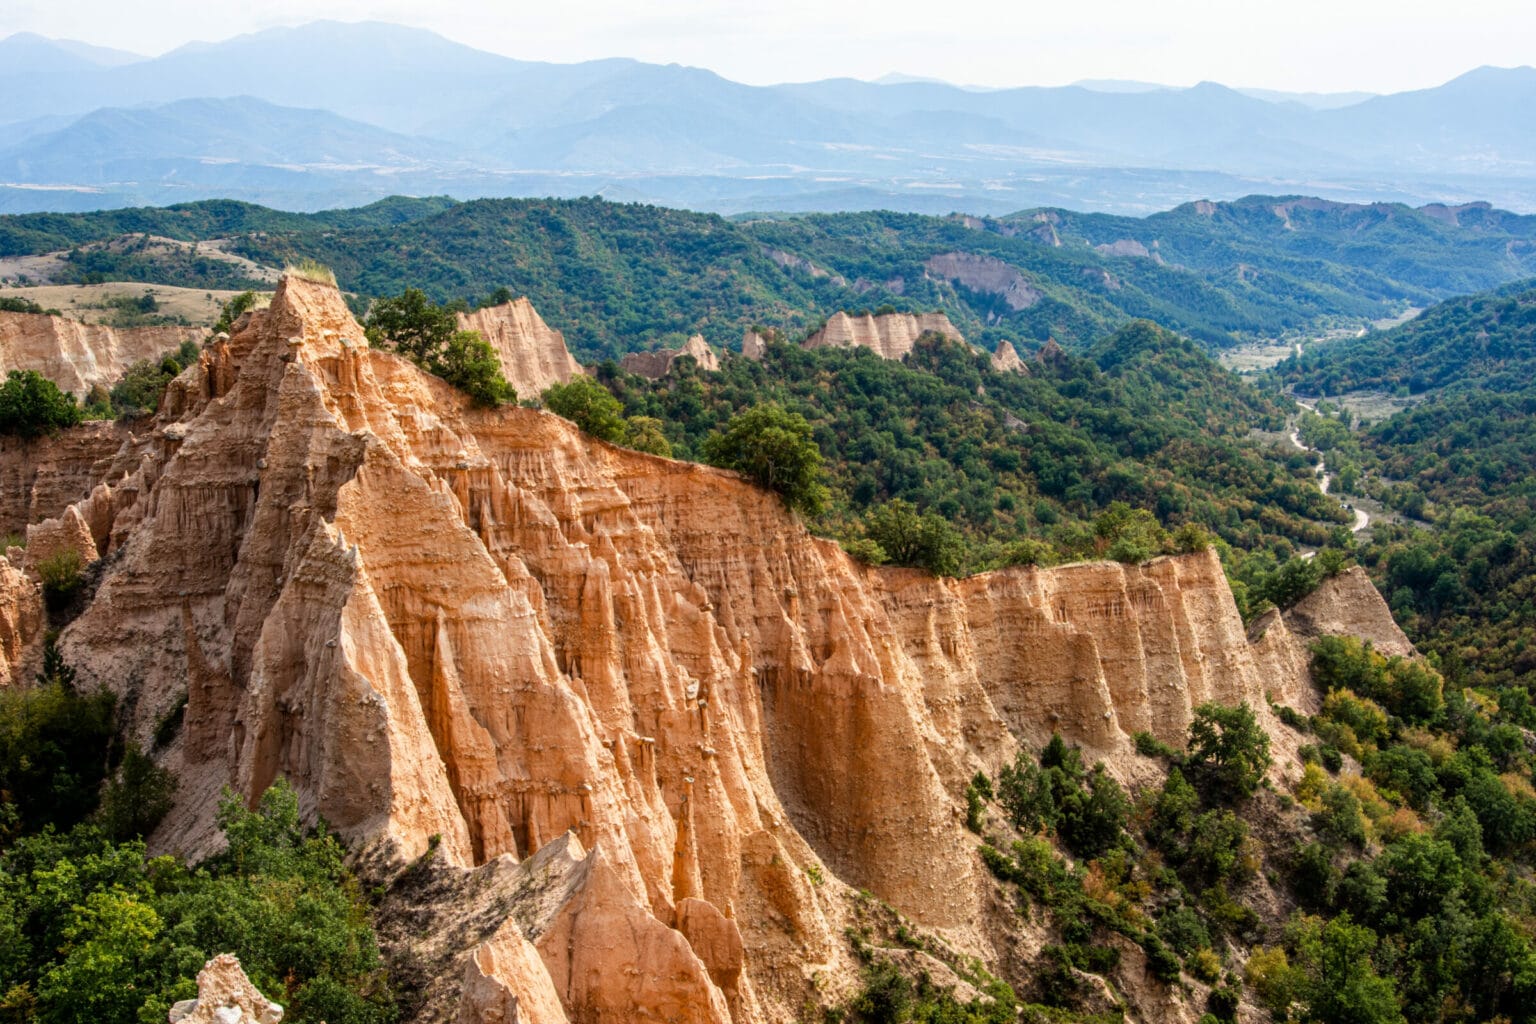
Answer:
[
  {"left": 740, "top": 330, "right": 769, "bottom": 362},
  {"left": 0, "top": 310, "right": 202, "bottom": 397},
  {"left": 802, "top": 311, "right": 963, "bottom": 360},
  {"left": 29, "top": 274, "right": 1406, "bottom": 1023},
  {"left": 923, "top": 253, "right": 1043, "bottom": 311},
  {"left": 619, "top": 334, "right": 720, "bottom": 378},
  {"left": 0, "top": 421, "right": 131, "bottom": 537},
  {"left": 456, "top": 300, "right": 583, "bottom": 400}
]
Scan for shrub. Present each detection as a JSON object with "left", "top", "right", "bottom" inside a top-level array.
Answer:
[
  {"left": 0, "top": 656, "right": 116, "bottom": 835},
  {"left": 285, "top": 258, "right": 338, "bottom": 286},
  {"left": 98, "top": 744, "right": 177, "bottom": 841},
  {"left": 434, "top": 330, "right": 515, "bottom": 407},
  {"left": 543, "top": 376, "right": 630, "bottom": 444},
  {"left": 213, "top": 290, "right": 261, "bottom": 333},
  {"left": 624, "top": 415, "right": 672, "bottom": 457},
  {"left": 701, "top": 404, "right": 829, "bottom": 516},
  {"left": 863, "top": 499, "right": 963, "bottom": 576},
  {"left": 36, "top": 548, "right": 86, "bottom": 611},
  {"left": 365, "top": 289, "right": 513, "bottom": 405},
  {"left": 0, "top": 370, "right": 81, "bottom": 437},
  {"left": 1187, "top": 701, "right": 1271, "bottom": 800}
]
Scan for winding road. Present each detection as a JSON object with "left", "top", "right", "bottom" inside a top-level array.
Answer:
[{"left": 1288, "top": 402, "right": 1370, "bottom": 534}]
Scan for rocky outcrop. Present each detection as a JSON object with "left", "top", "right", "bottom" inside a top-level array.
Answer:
[
  {"left": 619, "top": 334, "right": 719, "bottom": 378},
  {"left": 0, "top": 421, "right": 131, "bottom": 537},
  {"left": 457, "top": 300, "right": 583, "bottom": 401},
  {"left": 0, "top": 310, "right": 202, "bottom": 397},
  {"left": 0, "top": 553, "right": 43, "bottom": 687},
  {"left": 1248, "top": 566, "right": 1416, "bottom": 715},
  {"left": 168, "top": 954, "right": 283, "bottom": 1024},
  {"left": 740, "top": 330, "right": 769, "bottom": 362},
  {"left": 802, "top": 311, "right": 963, "bottom": 360},
  {"left": 924, "top": 253, "right": 1042, "bottom": 311},
  {"left": 1094, "top": 239, "right": 1152, "bottom": 258},
  {"left": 39, "top": 274, "right": 1408, "bottom": 1023},
  {"left": 990, "top": 341, "right": 1025, "bottom": 374}
]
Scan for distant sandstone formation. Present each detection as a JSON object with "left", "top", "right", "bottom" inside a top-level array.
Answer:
[
  {"left": 990, "top": 340, "right": 1025, "bottom": 373},
  {"left": 923, "top": 252, "right": 1043, "bottom": 311},
  {"left": 0, "top": 310, "right": 203, "bottom": 396},
  {"left": 457, "top": 298, "right": 583, "bottom": 398},
  {"left": 802, "top": 310, "right": 963, "bottom": 360},
  {"left": 619, "top": 334, "right": 720, "bottom": 378}
]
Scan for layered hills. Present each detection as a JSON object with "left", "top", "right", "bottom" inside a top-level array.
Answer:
[
  {"left": 0, "top": 273, "right": 1416, "bottom": 1021},
  {"left": 9, "top": 193, "right": 1536, "bottom": 362},
  {"left": 3, "top": 23, "right": 1536, "bottom": 214}
]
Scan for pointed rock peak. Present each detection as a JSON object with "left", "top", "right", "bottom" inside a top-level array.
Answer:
[
  {"left": 1035, "top": 337, "right": 1068, "bottom": 367},
  {"left": 458, "top": 297, "right": 583, "bottom": 399},
  {"left": 168, "top": 954, "right": 283, "bottom": 1024},
  {"left": 990, "top": 340, "right": 1025, "bottom": 373},
  {"left": 263, "top": 272, "right": 368, "bottom": 353}
]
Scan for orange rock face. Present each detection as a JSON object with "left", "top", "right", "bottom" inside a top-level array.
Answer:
[
  {"left": 0, "top": 310, "right": 202, "bottom": 397},
  {"left": 0, "top": 554, "right": 43, "bottom": 686},
  {"left": 457, "top": 299, "right": 584, "bottom": 401},
  {"left": 802, "top": 311, "right": 963, "bottom": 360},
  {"left": 34, "top": 274, "right": 1403, "bottom": 1022}
]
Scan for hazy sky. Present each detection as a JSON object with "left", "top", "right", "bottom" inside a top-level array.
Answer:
[{"left": 5, "top": 0, "right": 1533, "bottom": 93}]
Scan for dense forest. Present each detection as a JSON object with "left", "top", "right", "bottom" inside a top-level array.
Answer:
[
  {"left": 586, "top": 321, "right": 1347, "bottom": 578},
  {"left": 1276, "top": 282, "right": 1536, "bottom": 690}
]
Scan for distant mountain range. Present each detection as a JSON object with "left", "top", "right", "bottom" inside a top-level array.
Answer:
[{"left": 2, "top": 21, "right": 1534, "bottom": 216}]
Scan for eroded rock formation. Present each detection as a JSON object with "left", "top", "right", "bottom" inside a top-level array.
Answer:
[
  {"left": 30, "top": 273, "right": 1405, "bottom": 1022},
  {"left": 168, "top": 954, "right": 283, "bottom": 1024},
  {"left": 457, "top": 300, "right": 584, "bottom": 400},
  {"left": 990, "top": 340, "right": 1025, "bottom": 374},
  {"left": 924, "top": 253, "right": 1043, "bottom": 311},
  {"left": 802, "top": 311, "right": 963, "bottom": 360},
  {"left": 0, "top": 310, "right": 202, "bottom": 397},
  {"left": 0, "top": 421, "right": 131, "bottom": 537},
  {"left": 619, "top": 334, "right": 720, "bottom": 378}
]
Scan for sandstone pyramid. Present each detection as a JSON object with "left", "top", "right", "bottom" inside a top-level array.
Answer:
[
  {"left": 802, "top": 310, "right": 963, "bottom": 360},
  {"left": 990, "top": 340, "right": 1025, "bottom": 373},
  {"left": 0, "top": 273, "right": 1412, "bottom": 1023},
  {"left": 456, "top": 298, "right": 583, "bottom": 399}
]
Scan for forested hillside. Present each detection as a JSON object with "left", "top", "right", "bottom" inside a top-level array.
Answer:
[
  {"left": 7, "top": 194, "right": 1536, "bottom": 362},
  {"left": 1276, "top": 282, "right": 1536, "bottom": 689},
  {"left": 592, "top": 322, "right": 1341, "bottom": 575}
]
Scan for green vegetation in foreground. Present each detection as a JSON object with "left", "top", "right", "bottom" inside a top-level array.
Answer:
[
  {"left": 0, "top": 371, "right": 81, "bottom": 437},
  {"left": 0, "top": 650, "right": 396, "bottom": 1024},
  {"left": 947, "top": 661, "right": 1536, "bottom": 1024},
  {"left": 1278, "top": 282, "right": 1536, "bottom": 689}
]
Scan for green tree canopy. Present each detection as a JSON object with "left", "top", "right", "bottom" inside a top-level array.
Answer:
[
  {"left": 701, "top": 403, "right": 829, "bottom": 516},
  {"left": 1187, "top": 701, "right": 1272, "bottom": 800},
  {"left": 0, "top": 370, "right": 81, "bottom": 437},
  {"left": 543, "top": 376, "right": 630, "bottom": 444}
]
